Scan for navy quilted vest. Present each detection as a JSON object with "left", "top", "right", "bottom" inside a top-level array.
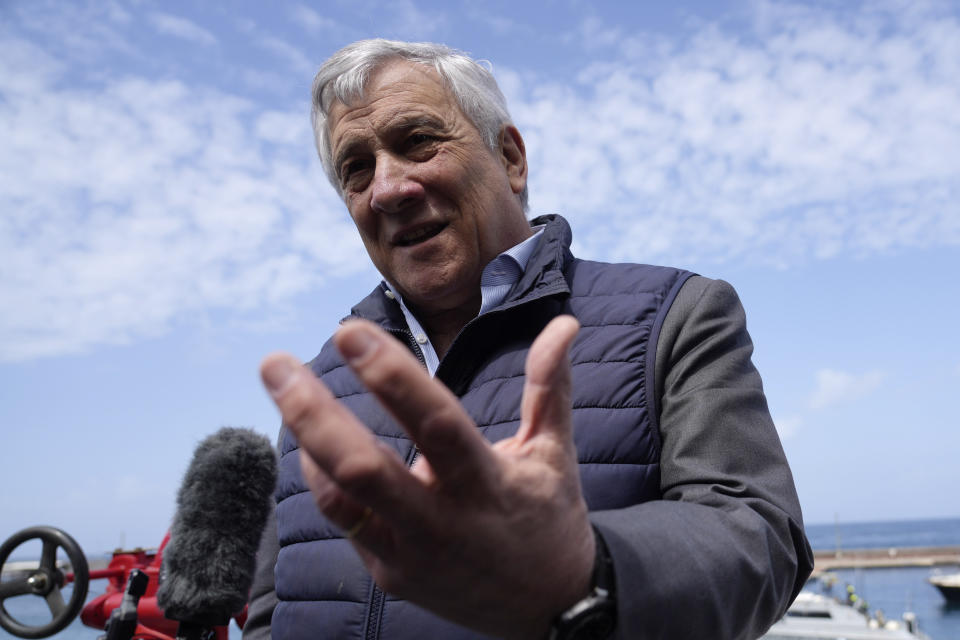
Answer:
[{"left": 273, "top": 215, "right": 692, "bottom": 639}]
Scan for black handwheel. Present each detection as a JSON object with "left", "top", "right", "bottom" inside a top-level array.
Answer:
[{"left": 0, "top": 526, "right": 90, "bottom": 639}]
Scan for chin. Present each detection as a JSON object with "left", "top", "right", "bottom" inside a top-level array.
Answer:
[{"left": 400, "top": 274, "right": 471, "bottom": 310}]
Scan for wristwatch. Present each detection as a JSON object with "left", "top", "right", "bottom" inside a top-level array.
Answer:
[{"left": 548, "top": 526, "right": 617, "bottom": 640}]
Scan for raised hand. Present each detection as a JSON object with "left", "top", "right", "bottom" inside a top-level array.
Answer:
[{"left": 260, "top": 315, "right": 593, "bottom": 639}]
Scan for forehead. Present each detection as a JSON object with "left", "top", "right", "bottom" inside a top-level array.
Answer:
[{"left": 328, "top": 60, "right": 460, "bottom": 146}]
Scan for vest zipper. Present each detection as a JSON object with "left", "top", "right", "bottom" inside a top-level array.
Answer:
[
  {"left": 364, "top": 583, "right": 385, "bottom": 640},
  {"left": 364, "top": 329, "right": 425, "bottom": 638},
  {"left": 390, "top": 328, "right": 427, "bottom": 369},
  {"left": 395, "top": 328, "right": 428, "bottom": 465}
]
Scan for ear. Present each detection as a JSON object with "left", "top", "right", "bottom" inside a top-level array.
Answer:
[{"left": 498, "top": 125, "right": 528, "bottom": 197}]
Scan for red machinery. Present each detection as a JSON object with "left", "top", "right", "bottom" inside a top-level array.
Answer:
[{"left": 0, "top": 526, "right": 245, "bottom": 640}]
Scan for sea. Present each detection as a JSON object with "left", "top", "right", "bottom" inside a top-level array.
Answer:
[
  {"left": 2, "top": 517, "right": 958, "bottom": 640},
  {"left": 802, "top": 517, "right": 960, "bottom": 640}
]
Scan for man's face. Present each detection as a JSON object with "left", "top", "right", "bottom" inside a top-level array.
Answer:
[{"left": 327, "top": 60, "right": 530, "bottom": 316}]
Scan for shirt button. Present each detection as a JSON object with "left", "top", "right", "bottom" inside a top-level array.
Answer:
[
  {"left": 385, "top": 290, "right": 395, "bottom": 300},
  {"left": 415, "top": 333, "right": 428, "bottom": 344}
]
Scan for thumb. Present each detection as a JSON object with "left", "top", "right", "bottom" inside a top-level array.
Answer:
[{"left": 515, "top": 315, "right": 580, "bottom": 444}]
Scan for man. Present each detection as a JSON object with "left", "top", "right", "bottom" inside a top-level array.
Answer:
[{"left": 246, "top": 39, "right": 813, "bottom": 640}]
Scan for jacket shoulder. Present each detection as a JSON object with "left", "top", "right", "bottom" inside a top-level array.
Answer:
[{"left": 564, "top": 259, "right": 692, "bottom": 295}]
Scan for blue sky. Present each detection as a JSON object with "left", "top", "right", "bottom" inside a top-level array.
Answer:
[{"left": 1, "top": 0, "right": 958, "bottom": 558}]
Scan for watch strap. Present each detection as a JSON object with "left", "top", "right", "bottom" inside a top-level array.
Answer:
[{"left": 547, "top": 525, "right": 617, "bottom": 640}]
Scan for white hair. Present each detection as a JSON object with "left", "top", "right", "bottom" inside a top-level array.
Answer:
[{"left": 310, "top": 38, "right": 528, "bottom": 208}]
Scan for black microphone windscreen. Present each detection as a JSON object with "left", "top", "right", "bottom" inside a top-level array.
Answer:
[{"left": 157, "top": 427, "right": 277, "bottom": 626}]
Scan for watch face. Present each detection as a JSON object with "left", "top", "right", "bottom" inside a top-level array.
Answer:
[{"left": 556, "top": 596, "right": 616, "bottom": 640}]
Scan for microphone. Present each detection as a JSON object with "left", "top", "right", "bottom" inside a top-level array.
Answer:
[{"left": 157, "top": 427, "right": 277, "bottom": 638}]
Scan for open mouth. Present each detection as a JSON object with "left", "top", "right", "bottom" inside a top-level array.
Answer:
[{"left": 394, "top": 222, "right": 448, "bottom": 247}]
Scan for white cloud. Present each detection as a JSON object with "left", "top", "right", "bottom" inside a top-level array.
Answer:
[
  {"left": 0, "top": 33, "right": 63, "bottom": 95},
  {"left": 4, "top": 0, "right": 959, "bottom": 362},
  {"left": 0, "top": 29, "right": 362, "bottom": 362},
  {"left": 148, "top": 12, "right": 217, "bottom": 46},
  {"left": 388, "top": 0, "right": 445, "bottom": 38},
  {"left": 234, "top": 14, "right": 316, "bottom": 74},
  {"left": 256, "top": 34, "right": 315, "bottom": 74},
  {"left": 11, "top": 1, "right": 137, "bottom": 56},
  {"left": 808, "top": 368, "right": 886, "bottom": 410},
  {"left": 256, "top": 110, "right": 313, "bottom": 145},
  {"left": 774, "top": 415, "right": 803, "bottom": 439},
  {"left": 503, "top": 1, "right": 960, "bottom": 267},
  {"left": 290, "top": 4, "right": 343, "bottom": 34},
  {"left": 567, "top": 15, "right": 623, "bottom": 50},
  {"left": 462, "top": 10, "right": 519, "bottom": 37}
]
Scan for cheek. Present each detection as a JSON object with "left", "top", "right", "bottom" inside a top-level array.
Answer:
[
  {"left": 422, "top": 149, "right": 483, "bottom": 194},
  {"left": 348, "top": 207, "right": 379, "bottom": 240}
]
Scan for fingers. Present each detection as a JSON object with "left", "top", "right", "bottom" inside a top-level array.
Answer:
[
  {"left": 298, "top": 450, "right": 394, "bottom": 557},
  {"left": 261, "top": 352, "right": 427, "bottom": 526},
  {"left": 516, "top": 315, "right": 580, "bottom": 444},
  {"left": 334, "top": 320, "right": 496, "bottom": 485}
]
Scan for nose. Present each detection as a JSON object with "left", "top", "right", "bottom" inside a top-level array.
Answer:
[{"left": 369, "top": 154, "right": 424, "bottom": 214}]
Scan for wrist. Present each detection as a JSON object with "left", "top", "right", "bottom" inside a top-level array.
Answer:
[{"left": 547, "top": 525, "right": 617, "bottom": 640}]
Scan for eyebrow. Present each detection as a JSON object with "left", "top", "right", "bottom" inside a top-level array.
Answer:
[
  {"left": 389, "top": 113, "right": 446, "bottom": 132},
  {"left": 333, "top": 113, "right": 447, "bottom": 179}
]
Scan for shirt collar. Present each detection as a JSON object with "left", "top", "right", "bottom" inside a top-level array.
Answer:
[{"left": 384, "top": 225, "right": 545, "bottom": 376}]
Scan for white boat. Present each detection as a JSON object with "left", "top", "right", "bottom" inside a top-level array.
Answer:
[
  {"left": 928, "top": 571, "right": 960, "bottom": 604},
  {"left": 761, "top": 591, "right": 929, "bottom": 639}
]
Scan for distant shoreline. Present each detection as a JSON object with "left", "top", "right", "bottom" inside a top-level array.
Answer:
[
  {"left": 812, "top": 544, "right": 960, "bottom": 574},
  {"left": 805, "top": 515, "right": 960, "bottom": 528}
]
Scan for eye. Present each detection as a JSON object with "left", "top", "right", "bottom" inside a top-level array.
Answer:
[
  {"left": 408, "top": 133, "right": 433, "bottom": 146},
  {"left": 340, "top": 158, "right": 372, "bottom": 190},
  {"left": 404, "top": 132, "right": 439, "bottom": 160}
]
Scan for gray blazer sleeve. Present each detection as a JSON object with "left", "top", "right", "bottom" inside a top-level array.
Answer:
[{"left": 591, "top": 276, "right": 813, "bottom": 640}]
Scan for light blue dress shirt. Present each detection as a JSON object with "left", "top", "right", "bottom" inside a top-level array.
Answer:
[{"left": 385, "top": 226, "right": 545, "bottom": 377}]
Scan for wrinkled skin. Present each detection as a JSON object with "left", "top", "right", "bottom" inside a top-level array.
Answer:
[{"left": 328, "top": 60, "right": 532, "bottom": 354}]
